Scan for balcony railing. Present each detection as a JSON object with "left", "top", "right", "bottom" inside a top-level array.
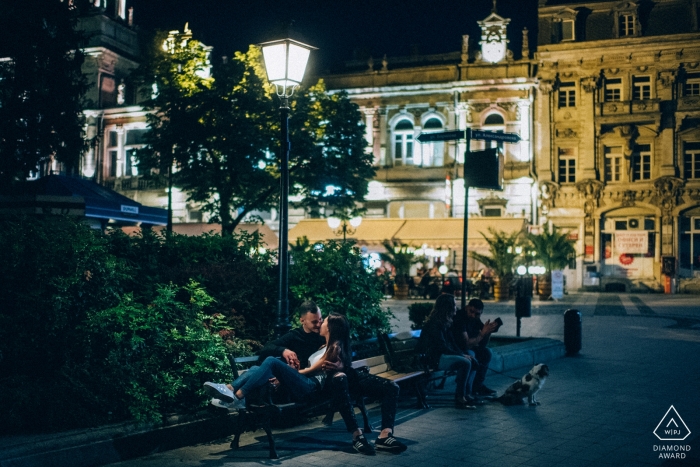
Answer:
[
  {"left": 596, "top": 99, "right": 660, "bottom": 116},
  {"left": 103, "top": 176, "right": 166, "bottom": 192}
]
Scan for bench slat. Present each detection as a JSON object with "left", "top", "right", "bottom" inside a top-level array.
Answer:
[
  {"left": 375, "top": 370, "right": 424, "bottom": 382},
  {"left": 352, "top": 355, "right": 386, "bottom": 368}
]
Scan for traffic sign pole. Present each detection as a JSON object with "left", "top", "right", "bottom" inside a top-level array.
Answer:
[{"left": 461, "top": 128, "right": 471, "bottom": 309}]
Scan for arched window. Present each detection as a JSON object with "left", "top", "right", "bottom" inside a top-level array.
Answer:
[
  {"left": 484, "top": 114, "right": 504, "bottom": 125},
  {"left": 482, "top": 113, "right": 506, "bottom": 150},
  {"left": 393, "top": 119, "right": 414, "bottom": 166},
  {"left": 419, "top": 117, "right": 444, "bottom": 167}
]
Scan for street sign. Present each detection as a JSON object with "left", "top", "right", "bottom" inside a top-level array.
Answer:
[
  {"left": 416, "top": 130, "right": 465, "bottom": 143},
  {"left": 469, "top": 129, "right": 521, "bottom": 143}
]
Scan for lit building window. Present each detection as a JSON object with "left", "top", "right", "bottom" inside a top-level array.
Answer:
[
  {"left": 106, "top": 126, "right": 147, "bottom": 178},
  {"left": 605, "top": 78, "right": 622, "bottom": 102},
  {"left": 108, "top": 130, "right": 120, "bottom": 178},
  {"left": 419, "top": 117, "right": 444, "bottom": 167},
  {"left": 558, "top": 82, "right": 576, "bottom": 108},
  {"left": 631, "top": 144, "right": 651, "bottom": 181},
  {"left": 558, "top": 148, "right": 576, "bottom": 183},
  {"left": 632, "top": 76, "right": 651, "bottom": 100},
  {"left": 679, "top": 215, "right": 700, "bottom": 276},
  {"left": 685, "top": 74, "right": 700, "bottom": 96},
  {"left": 393, "top": 119, "right": 414, "bottom": 166},
  {"left": 684, "top": 142, "right": 700, "bottom": 179},
  {"left": 604, "top": 146, "right": 623, "bottom": 182},
  {"left": 480, "top": 113, "right": 505, "bottom": 152}
]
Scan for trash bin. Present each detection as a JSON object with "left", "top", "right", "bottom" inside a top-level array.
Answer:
[{"left": 564, "top": 309, "right": 582, "bottom": 355}]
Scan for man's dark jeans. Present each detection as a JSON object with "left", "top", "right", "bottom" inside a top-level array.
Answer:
[{"left": 472, "top": 346, "right": 492, "bottom": 389}]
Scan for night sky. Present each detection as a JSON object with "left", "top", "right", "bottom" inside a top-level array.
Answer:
[{"left": 129, "top": 0, "right": 539, "bottom": 74}]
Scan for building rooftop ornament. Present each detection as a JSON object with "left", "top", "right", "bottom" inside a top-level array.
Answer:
[{"left": 478, "top": 9, "right": 510, "bottom": 64}]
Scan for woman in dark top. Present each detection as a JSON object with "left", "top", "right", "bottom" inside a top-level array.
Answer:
[{"left": 418, "top": 294, "right": 477, "bottom": 409}]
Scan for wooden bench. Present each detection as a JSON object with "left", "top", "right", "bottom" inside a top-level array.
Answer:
[
  {"left": 223, "top": 355, "right": 372, "bottom": 459},
  {"left": 379, "top": 331, "right": 459, "bottom": 405}
]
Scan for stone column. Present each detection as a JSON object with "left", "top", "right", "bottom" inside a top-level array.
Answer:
[
  {"left": 580, "top": 75, "right": 599, "bottom": 180},
  {"left": 536, "top": 80, "right": 554, "bottom": 181}
]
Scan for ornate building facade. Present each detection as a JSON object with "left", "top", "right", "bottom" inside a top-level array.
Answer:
[
  {"left": 57, "top": 0, "right": 700, "bottom": 290},
  {"left": 323, "top": 8, "right": 538, "bottom": 270},
  {"left": 536, "top": 0, "right": 700, "bottom": 291},
  {"left": 77, "top": 2, "right": 195, "bottom": 224}
]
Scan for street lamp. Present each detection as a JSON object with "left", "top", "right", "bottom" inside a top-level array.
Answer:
[
  {"left": 327, "top": 215, "right": 362, "bottom": 241},
  {"left": 260, "top": 38, "right": 315, "bottom": 337}
]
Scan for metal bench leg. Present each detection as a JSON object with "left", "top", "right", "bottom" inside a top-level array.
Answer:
[
  {"left": 262, "top": 417, "right": 278, "bottom": 459},
  {"left": 415, "top": 380, "right": 430, "bottom": 409},
  {"left": 230, "top": 411, "right": 246, "bottom": 449},
  {"left": 435, "top": 375, "right": 447, "bottom": 390},
  {"left": 322, "top": 410, "right": 334, "bottom": 426},
  {"left": 356, "top": 397, "right": 374, "bottom": 433}
]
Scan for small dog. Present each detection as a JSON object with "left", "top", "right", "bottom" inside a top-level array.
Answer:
[{"left": 496, "top": 363, "right": 549, "bottom": 406}]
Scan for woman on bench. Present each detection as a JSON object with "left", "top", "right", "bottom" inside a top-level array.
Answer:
[
  {"left": 418, "top": 294, "right": 478, "bottom": 409},
  {"left": 204, "top": 312, "right": 379, "bottom": 455}
]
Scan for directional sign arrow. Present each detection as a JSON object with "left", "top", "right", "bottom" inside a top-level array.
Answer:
[
  {"left": 470, "top": 129, "right": 521, "bottom": 143},
  {"left": 417, "top": 130, "right": 465, "bottom": 143}
]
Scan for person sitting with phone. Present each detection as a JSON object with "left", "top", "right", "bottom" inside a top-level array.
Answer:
[{"left": 452, "top": 298, "right": 500, "bottom": 399}]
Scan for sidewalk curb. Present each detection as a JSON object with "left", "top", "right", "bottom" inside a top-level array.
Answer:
[
  {"left": 490, "top": 337, "right": 565, "bottom": 372},
  {"left": 0, "top": 412, "right": 236, "bottom": 467}
]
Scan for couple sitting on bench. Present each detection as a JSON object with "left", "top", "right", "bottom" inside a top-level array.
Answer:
[{"left": 203, "top": 300, "right": 408, "bottom": 455}]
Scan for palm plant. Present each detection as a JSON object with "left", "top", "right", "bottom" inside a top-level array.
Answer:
[
  {"left": 468, "top": 228, "right": 522, "bottom": 299},
  {"left": 526, "top": 228, "right": 576, "bottom": 272},
  {"left": 379, "top": 239, "right": 421, "bottom": 287},
  {"left": 526, "top": 228, "right": 576, "bottom": 299}
]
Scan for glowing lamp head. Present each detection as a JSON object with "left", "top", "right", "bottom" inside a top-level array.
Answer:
[
  {"left": 327, "top": 217, "right": 341, "bottom": 229},
  {"left": 259, "top": 38, "right": 315, "bottom": 97},
  {"left": 438, "top": 265, "right": 449, "bottom": 275},
  {"left": 517, "top": 265, "right": 527, "bottom": 276},
  {"left": 349, "top": 216, "right": 362, "bottom": 228}
]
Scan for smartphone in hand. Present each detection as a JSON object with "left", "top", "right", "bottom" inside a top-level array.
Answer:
[{"left": 493, "top": 317, "right": 504, "bottom": 332}]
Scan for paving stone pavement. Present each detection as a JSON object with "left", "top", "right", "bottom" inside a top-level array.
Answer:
[{"left": 104, "top": 293, "right": 700, "bottom": 467}]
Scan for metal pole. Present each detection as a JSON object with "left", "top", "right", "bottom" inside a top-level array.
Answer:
[
  {"left": 276, "top": 98, "right": 291, "bottom": 337},
  {"left": 517, "top": 317, "right": 521, "bottom": 337},
  {"left": 460, "top": 128, "right": 471, "bottom": 309},
  {"left": 167, "top": 163, "right": 173, "bottom": 236}
]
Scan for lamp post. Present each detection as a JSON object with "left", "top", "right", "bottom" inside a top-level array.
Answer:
[
  {"left": 260, "top": 38, "right": 315, "bottom": 337},
  {"left": 327, "top": 215, "right": 362, "bottom": 241}
]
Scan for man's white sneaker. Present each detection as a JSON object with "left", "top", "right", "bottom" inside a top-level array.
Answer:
[
  {"left": 210, "top": 397, "right": 246, "bottom": 411},
  {"left": 203, "top": 382, "right": 235, "bottom": 403}
]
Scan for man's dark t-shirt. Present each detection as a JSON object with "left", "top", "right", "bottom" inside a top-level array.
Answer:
[
  {"left": 258, "top": 327, "right": 325, "bottom": 369},
  {"left": 452, "top": 312, "right": 489, "bottom": 352}
]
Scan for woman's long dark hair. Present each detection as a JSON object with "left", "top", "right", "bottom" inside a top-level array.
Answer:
[
  {"left": 427, "top": 294, "right": 456, "bottom": 328},
  {"left": 325, "top": 312, "right": 352, "bottom": 369}
]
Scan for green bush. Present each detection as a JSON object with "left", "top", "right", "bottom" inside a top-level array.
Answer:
[
  {"left": 289, "top": 240, "right": 391, "bottom": 340},
  {"left": 0, "top": 216, "right": 252, "bottom": 434},
  {"left": 407, "top": 302, "right": 433, "bottom": 330},
  {"left": 0, "top": 215, "right": 129, "bottom": 433},
  {"left": 105, "top": 229, "right": 278, "bottom": 347},
  {"left": 80, "top": 281, "right": 235, "bottom": 423}
]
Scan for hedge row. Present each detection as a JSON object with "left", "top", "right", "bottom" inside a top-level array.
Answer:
[{"left": 0, "top": 215, "right": 389, "bottom": 434}]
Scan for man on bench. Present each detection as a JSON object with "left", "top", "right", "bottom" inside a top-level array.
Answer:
[{"left": 204, "top": 301, "right": 407, "bottom": 454}]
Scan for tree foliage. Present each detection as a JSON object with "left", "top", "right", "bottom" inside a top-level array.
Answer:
[
  {"left": 0, "top": 0, "right": 87, "bottom": 191},
  {"left": 289, "top": 240, "right": 391, "bottom": 341},
  {"left": 137, "top": 31, "right": 374, "bottom": 235}
]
